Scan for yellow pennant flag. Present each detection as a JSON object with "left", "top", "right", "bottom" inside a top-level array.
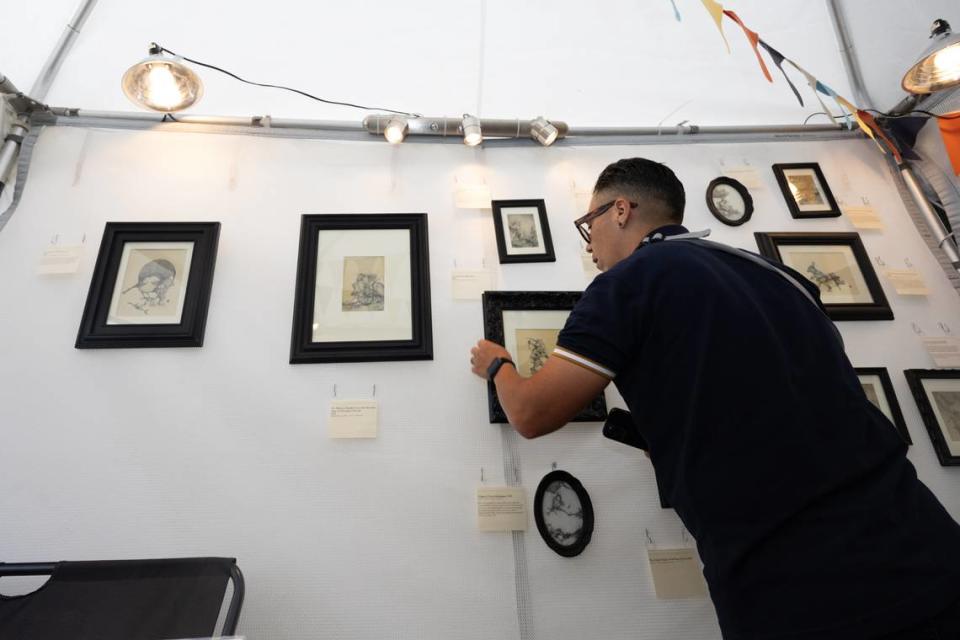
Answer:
[
  {"left": 701, "top": 0, "right": 731, "bottom": 53},
  {"left": 835, "top": 95, "right": 875, "bottom": 140}
]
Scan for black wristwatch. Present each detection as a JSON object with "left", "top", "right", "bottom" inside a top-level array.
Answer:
[{"left": 487, "top": 357, "right": 515, "bottom": 381}]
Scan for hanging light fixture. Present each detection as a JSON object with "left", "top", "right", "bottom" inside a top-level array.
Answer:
[
  {"left": 383, "top": 117, "right": 408, "bottom": 144},
  {"left": 903, "top": 19, "right": 960, "bottom": 94},
  {"left": 462, "top": 114, "right": 483, "bottom": 146},
  {"left": 121, "top": 44, "right": 203, "bottom": 112},
  {"left": 529, "top": 116, "right": 559, "bottom": 146}
]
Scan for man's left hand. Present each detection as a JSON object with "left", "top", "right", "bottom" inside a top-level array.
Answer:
[{"left": 470, "top": 340, "right": 512, "bottom": 379}]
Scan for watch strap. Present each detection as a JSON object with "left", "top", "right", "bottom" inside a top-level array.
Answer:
[{"left": 487, "top": 357, "right": 515, "bottom": 381}]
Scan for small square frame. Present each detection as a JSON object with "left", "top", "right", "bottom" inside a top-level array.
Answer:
[
  {"left": 905, "top": 369, "right": 960, "bottom": 466},
  {"left": 772, "top": 162, "right": 841, "bottom": 219},
  {"left": 491, "top": 199, "right": 556, "bottom": 264}
]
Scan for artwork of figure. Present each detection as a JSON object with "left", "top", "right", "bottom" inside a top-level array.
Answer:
[
  {"left": 507, "top": 213, "right": 538, "bottom": 248},
  {"left": 861, "top": 382, "right": 880, "bottom": 407},
  {"left": 342, "top": 256, "right": 385, "bottom": 312},
  {"left": 527, "top": 337, "right": 549, "bottom": 374},
  {"left": 806, "top": 261, "right": 846, "bottom": 292},
  {"left": 541, "top": 480, "right": 585, "bottom": 547},
  {"left": 515, "top": 328, "right": 559, "bottom": 377},
  {"left": 711, "top": 185, "right": 743, "bottom": 220},
  {"left": 933, "top": 391, "right": 960, "bottom": 442},
  {"left": 121, "top": 258, "right": 177, "bottom": 314},
  {"left": 787, "top": 174, "right": 825, "bottom": 205},
  {"left": 108, "top": 244, "right": 192, "bottom": 325}
]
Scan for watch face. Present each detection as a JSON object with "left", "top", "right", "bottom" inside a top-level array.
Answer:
[{"left": 534, "top": 470, "right": 594, "bottom": 557}]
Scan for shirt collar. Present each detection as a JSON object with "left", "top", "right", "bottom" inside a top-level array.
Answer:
[{"left": 639, "top": 224, "right": 689, "bottom": 247}]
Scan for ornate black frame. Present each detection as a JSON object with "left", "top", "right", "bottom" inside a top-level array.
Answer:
[
  {"left": 754, "top": 231, "right": 893, "bottom": 321},
  {"left": 905, "top": 369, "right": 960, "bottom": 466},
  {"left": 290, "top": 213, "right": 433, "bottom": 363},
  {"left": 854, "top": 367, "right": 912, "bottom": 445},
  {"left": 771, "top": 162, "right": 841, "bottom": 219},
  {"left": 76, "top": 222, "right": 220, "bottom": 349},
  {"left": 534, "top": 469, "right": 595, "bottom": 558},
  {"left": 705, "top": 176, "right": 754, "bottom": 227},
  {"left": 482, "top": 291, "right": 608, "bottom": 423},
  {"left": 490, "top": 199, "right": 556, "bottom": 264}
]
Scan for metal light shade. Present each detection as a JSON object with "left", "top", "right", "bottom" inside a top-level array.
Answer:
[
  {"left": 384, "top": 117, "right": 408, "bottom": 144},
  {"left": 530, "top": 116, "right": 559, "bottom": 146},
  {"left": 903, "top": 30, "right": 960, "bottom": 94},
  {"left": 122, "top": 53, "right": 203, "bottom": 112},
  {"left": 462, "top": 114, "right": 482, "bottom": 146}
]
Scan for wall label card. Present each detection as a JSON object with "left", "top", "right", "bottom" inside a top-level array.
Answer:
[
  {"left": 328, "top": 400, "right": 378, "bottom": 438},
  {"left": 843, "top": 205, "right": 885, "bottom": 230},
  {"left": 477, "top": 486, "right": 527, "bottom": 532},
  {"left": 37, "top": 244, "right": 84, "bottom": 275},
  {"left": 452, "top": 269, "right": 496, "bottom": 300},
  {"left": 647, "top": 548, "right": 708, "bottom": 599},
  {"left": 722, "top": 166, "right": 764, "bottom": 191},
  {"left": 922, "top": 337, "right": 960, "bottom": 369},
  {"left": 884, "top": 268, "right": 929, "bottom": 296},
  {"left": 454, "top": 185, "right": 492, "bottom": 209}
]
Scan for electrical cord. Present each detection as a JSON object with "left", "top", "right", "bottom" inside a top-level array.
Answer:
[
  {"left": 864, "top": 108, "right": 960, "bottom": 120},
  {"left": 153, "top": 43, "right": 421, "bottom": 118}
]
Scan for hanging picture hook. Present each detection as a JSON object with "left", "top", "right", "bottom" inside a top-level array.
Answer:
[
  {"left": 904, "top": 257, "right": 914, "bottom": 269},
  {"left": 912, "top": 322, "right": 924, "bottom": 336},
  {"left": 874, "top": 256, "right": 887, "bottom": 268},
  {"left": 480, "top": 467, "right": 485, "bottom": 483},
  {"left": 939, "top": 322, "right": 952, "bottom": 335},
  {"left": 645, "top": 528, "right": 655, "bottom": 546},
  {"left": 372, "top": 384, "right": 377, "bottom": 397},
  {"left": 333, "top": 383, "right": 338, "bottom": 398},
  {"left": 551, "top": 461, "right": 557, "bottom": 470}
]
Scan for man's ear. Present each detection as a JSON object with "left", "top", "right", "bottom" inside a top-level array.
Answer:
[{"left": 616, "top": 197, "right": 633, "bottom": 227}]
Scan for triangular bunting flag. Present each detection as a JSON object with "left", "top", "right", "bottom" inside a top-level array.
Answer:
[
  {"left": 759, "top": 39, "right": 804, "bottom": 106},
  {"left": 887, "top": 116, "right": 927, "bottom": 160},
  {"left": 669, "top": 0, "right": 682, "bottom": 21},
  {"left": 700, "top": 0, "right": 730, "bottom": 53},
  {"left": 723, "top": 10, "right": 772, "bottom": 82}
]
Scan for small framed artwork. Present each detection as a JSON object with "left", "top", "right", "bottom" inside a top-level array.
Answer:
[
  {"left": 905, "top": 369, "right": 960, "bottom": 466},
  {"left": 290, "top": 213, "right": 433, "bottom": 363},
  {"left": 482, "top": 291, "right": 607, "bottom": 423},
  {"left": 855, "top": 368, "right": 912, "bottom": 445},
  {"left": 534, "top": 469, "right": 594, "bottom": 558},
  {"left": 754, "top": 232, "right": 893, "bottom": 321},
  {"left": 76, "top": 222, "right": 220, "bottom": 348},
  {"left": 772, "top": 163, "right": 841, "bottom": 219},
  {"left": 706, "top": 177, "right": 753, "bottom": 226},
  {"left": 491, "top": 199, "right": 555, "bottom": 264}
]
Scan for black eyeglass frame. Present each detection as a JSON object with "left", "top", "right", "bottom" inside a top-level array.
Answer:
[{"left": 573, "top": 199, "right": 638, "bottom": 243}]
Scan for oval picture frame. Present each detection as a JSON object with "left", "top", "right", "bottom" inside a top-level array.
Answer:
[
  {"left": 533, "top": 470, "right": 595, "bottom": 558},
  {"left": 706, "top": 176, "right": 754, "bottom": 227}
]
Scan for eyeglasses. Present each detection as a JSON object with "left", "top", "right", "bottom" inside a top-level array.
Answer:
[{"left": 573, "top": 199, "right": 638, "bottom": 243}]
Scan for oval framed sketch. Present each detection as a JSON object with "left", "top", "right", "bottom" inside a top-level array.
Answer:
[
  {"left": 534, "top": 470, "right": 594, "bottom": 558},
  {"left": 706, "top": 176, "right": 753, "bottom": 226}
]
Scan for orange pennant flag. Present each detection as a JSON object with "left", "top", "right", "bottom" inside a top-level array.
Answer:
[
  {"left": 700, "top": 0, "right": 730, "bottom": 53},
  {"left": 938, "top": 113, "right": 960, "bottom": 176},
  {"left": 723, "top": 9, "right": 773, "bottom": 82},
  {"left": 857, "top": 108, "right": 903, "bottom": 163}
]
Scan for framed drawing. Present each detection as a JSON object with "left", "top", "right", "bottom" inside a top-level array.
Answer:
[
  {"left": 534, "top": 469, "right": 594, "bottom": 558},
  {"left": 76, "top": 222, "right": 220, "bottom": 348},
  {"left": 290, "top": 213, "right": 432, "bottom": 363},
  {"left": 772, "top": 163, "right": 840, "bottom": 219},
  {"left": 754, "top": 232, "right": 893, "bottom": 321},
  {"left": 706, "top": 177, "right": 753, "bottom": 226},
  {"left": 491, "top": 199, "right": 555, "bottom": 264},
  {"left": 855, "top": 367, "right": 912, "bottom": 445},
  {"left": 482, "top": 291, "right": 607, "bottom": 423},
  {"left": 905, "top": 369, "right": 960, "bottom": 466}
]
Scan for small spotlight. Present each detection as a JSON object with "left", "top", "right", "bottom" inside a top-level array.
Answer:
[
  {"left": 384, "top": 117, "right": 408, "bottom": 144},
  {"left": 903, "top": 19, "right": 960, "bottom": 94},
  {"left": 121, "top": 45, "right": 203, "bottom": 112},
  {"left": 462, "top": 114, "right": 483, "bottom": 146},
  {"left": 530, "top": 116, "right": 559, "bottom": 146}
]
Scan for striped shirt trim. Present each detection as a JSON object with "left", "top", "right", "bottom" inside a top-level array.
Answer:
[{"left": 552, "top": 347, "right": 616, "bottom": 379}]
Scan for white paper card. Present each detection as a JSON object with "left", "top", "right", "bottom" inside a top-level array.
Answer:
[
  {"left": 844, "top": 205, "right": 885, "bottom": 230},
  {"left": 454, "top": 185, "right": 492, "bottom": 209},
  {"left": 37, "top": 245, "right": 84, "bottom": 275},
  {"left": 477, "top": 486, "right": 527, "bottom": 532},
  {"left": 922, "top": 338, "right": 960, "bottom": 369},
  {"left": 884, "top": 269, "right": 929, "bottom": 296},
  {"left": 452, "top": 269, "right": 496, "bottom": 300},
  {"left": 722, "top": 166, "right": 764, "bottom": 191},
  {"left": 647, "top": 548, "right": 708, "bottom": 599},
  {"left": 328, "top": 400, "right": 378, "bottom": 438}
]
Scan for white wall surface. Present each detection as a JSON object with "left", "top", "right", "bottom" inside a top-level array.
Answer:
[{"left": 2, "top": 126, "right": 960, "bottom": 639}]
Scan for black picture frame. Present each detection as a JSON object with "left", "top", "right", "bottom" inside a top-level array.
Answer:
[
  {"left": 705, "top": 176, "right": 753, "bottom": 227},
  {"left": 754, "top": 231, "right": 893, "bottom": 321},
  {"left": 482, "top": 291, "right": 608, "bottom": 423},
  {"left": 854, "top": 367, "right": 912, "bottom": 445},
  {"left": 905, "top": 369, "right": 960, "bottom": 466},
  {"left": 490, "top": 199, "right": 556, "bottom": 264},
  {"left": 290, "top": 213, "right": 433, "bottom": 363},
  {"left": 534, "top": 470, "right": 594, "bottom": 558},
  {"left": 76, "top": 222, "right": 220, "bottom": 349},
  {"left": 772, "top": 162, "right": 841, "bottom": 219}
]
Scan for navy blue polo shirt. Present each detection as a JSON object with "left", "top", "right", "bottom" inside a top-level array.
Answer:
[{"left": 554, "top": 224, "right": 960, "bottom": 640}]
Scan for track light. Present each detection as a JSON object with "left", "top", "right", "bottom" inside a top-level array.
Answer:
[
  {"left": 462, "top": 114, "right": 483, "bottom": 146},
  {"left": 530, "top": 116, "right": 559, "bottom": 146},
  {"left": 383, "top": 117, "right": 408, "bottom": 144},
  {"left": 121, "top": 44, "right": 203, "bottom": 112},
  {"left": 903, "top": 19, "right": 960, "bottom": 94}
]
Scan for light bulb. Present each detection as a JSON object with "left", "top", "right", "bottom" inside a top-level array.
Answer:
[
  {"left": 530, "top": 116, "right": 559, "bottom": 146},
  {"left": 462, "top": 114, "right": 482, "bottom": 146},
  {"left": 384, "top": 117, "right": 408, "bottom": 144},
  {"left": 122, "top": 53, "right": 203, "bottom": 112},
  {"left": 932, "top": 42, "right": 960, "bottom": 76}
]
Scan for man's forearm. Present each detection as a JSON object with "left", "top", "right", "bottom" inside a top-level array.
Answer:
[{"left": 493, "top": 366, "right": 563, "bottom": 438}]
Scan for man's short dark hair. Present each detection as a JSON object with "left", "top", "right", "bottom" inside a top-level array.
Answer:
[{"left": 594, "top": 158, "right": 685, "bottom": 223}]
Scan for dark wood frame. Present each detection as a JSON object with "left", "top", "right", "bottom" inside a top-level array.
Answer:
[
  {"left": 482, "top": 291, "right": 607, "bottom": 423},
  {"left": 905, "top": 369, "right": 960, "bottom": 466},
  {"left": 534, "top": 470, "right": 594, "bottom": 558},
  {"left": 290, "top": 213, "right": 433, "bottom": 364},
  {"left": 705, "top": 176, "right": 753, "bottom": 227},
  {"left": 76, "top": 222, "right": 220, "bottom": 349},
  {"left": 490, "top": 199, "right": 556, "bottom": 264},
  {"left": 854, "top": 367, "right": 912, "bottom": 445},
  {"left": 772, "top": 162, "right": 841, "bottom": 219},
  {"left": 754, "top": 231, "right": 893, "bottom": 321}
]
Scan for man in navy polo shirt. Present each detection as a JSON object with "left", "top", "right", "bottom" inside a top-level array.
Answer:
[{"left": 469, "top": 157, "right": 960, "bottom": 639}]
